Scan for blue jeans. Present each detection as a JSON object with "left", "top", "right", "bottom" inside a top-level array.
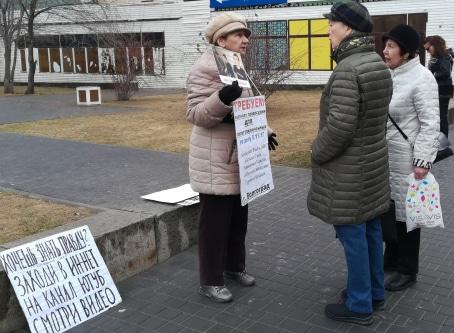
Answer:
[{"left": 334, "top": 217, "right": 384, "bottom": 313}]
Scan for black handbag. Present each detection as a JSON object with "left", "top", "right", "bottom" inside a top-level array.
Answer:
[{"left": 380, "top": 200, "right": 398, "bottom": 243}]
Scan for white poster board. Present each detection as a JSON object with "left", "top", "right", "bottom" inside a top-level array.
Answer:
[
  {"left": 0, "top": 226, "right": 122, "bottom": 333},
  {"left": 212, "top": 46, "right": 250, "bottom": 88},
  {"left": 141, "top": 184, "right": 199, "bottom": 206},
  {"left": 233, "top": 96, "right": 274, "bottom": 206}
]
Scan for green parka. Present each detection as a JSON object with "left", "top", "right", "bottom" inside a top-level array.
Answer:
[{"left": 307, "top": 34, "right": 393, "bottom": 225}]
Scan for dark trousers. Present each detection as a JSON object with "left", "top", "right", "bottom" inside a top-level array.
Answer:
[
  {"left": 384, "top": 222, "right": 421, "bottom": 275},
  {"left": 198, "top": 193, "right": 248, "bottom": 286},
  {"left": 440, "top": 96, "right": 450, "bottom": 138}
]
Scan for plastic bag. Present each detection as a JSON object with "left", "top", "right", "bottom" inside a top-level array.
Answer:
[{"left": 405, "top": 172, "right": 444, "bottom": 232}]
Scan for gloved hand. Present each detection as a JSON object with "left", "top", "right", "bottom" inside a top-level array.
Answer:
[
  {"left": 221, "top": 112, "right": 234, "bottom": 123},
  {"left": 268, "top": 133, "right": 278, "bottom": 150},
  {"left": 219, "top": 81, "right": 242, "bottom": 105}
]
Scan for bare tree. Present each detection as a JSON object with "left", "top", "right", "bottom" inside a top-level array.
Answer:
[
  {"left": 96, "top": 32, "right": 143, "bottom": 101},
  {"left": 18, "top": 0, "right": 89, "bottom": 94},
  {"left": 0, "top": 0, "right": 24, "bottom": 94},
  {"left": 243, "top": 38, "right": 303, "bottom": 99}
]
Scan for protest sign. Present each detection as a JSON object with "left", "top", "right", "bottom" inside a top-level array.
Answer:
[
  {"left": 212, "top": 46, "right": 250, "bottom": 88},
  {"left": 0, "top": 226, "right": 122, "bottom": 333},
  {"left": 141, "top": 184, "right": 199, "bottom": 206},
  {"left": 233, "top": 95, "right": 274, "bottom": 206}
]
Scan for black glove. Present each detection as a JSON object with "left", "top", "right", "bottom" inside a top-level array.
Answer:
[
  {"left": 219, "top": 81, "right": 242, "bottom": 105},
  {"left": 268, "top": 133, "right": 278, "bottom": 151},
  {"left": 221, "top": 112, "right": 234, "bottom": 124}
]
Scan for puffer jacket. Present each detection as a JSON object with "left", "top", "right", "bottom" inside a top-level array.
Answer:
[
  {"left": 307, "top": 35, "right": 393, "bottom": 225},
  {"left": 387, "top": 56, "right": 440, "bottom": 222},
  {"left": 186, "top": 48, "right": 251, "bottom": 195}
]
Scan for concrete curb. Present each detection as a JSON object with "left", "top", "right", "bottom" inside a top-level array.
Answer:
[{"left": 0, "top": 205, "right": 199, "bottom": 332}]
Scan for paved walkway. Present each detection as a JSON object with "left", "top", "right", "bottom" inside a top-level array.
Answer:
[
  {"left": 1, "top": 92, "right": 453, "bottom": 332},
  {"left": 68, "top": 155, "right": 453, "bottom": 333}
]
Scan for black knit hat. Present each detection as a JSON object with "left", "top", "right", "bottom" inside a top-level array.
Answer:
[
  {"left": 382, "top": 24, "right": 420, "bottom": 55},
  {"left": 323, "top": 1, "right": 373, "bottom": 33}
]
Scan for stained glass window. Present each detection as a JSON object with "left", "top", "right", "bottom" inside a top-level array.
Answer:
[{"left": 247, "top": 21, "right": 288, "bottom": 71}]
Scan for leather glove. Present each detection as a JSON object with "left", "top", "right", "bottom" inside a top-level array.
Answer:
[
  {"left": 268, "top": 132, "right": 278, "bottom": 150},
  {"left": 219, "top": 81, "right": 242, "bottom": 105},
  {"left": 221, "top": 112, "right": 234, "bottom": 124}
]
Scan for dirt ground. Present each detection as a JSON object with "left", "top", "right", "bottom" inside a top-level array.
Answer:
[
  {"left": 0, "top": 191, "right": 96, "bottom": 244},
  {"left": 0, "top": 85, "right": 74, "bottom": 96},
  {"left": 0, "top": 90, "right": 321, "bottom": 168}
]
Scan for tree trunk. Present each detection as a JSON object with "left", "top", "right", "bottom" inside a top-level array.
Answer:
[
  {"left": 3, "top": 36, "right": 13, "bottom": 94},
  {"left": 10, "top": 40, "right": 18, "bottom": 93},
  {"left": 25, "top": 6, "right": 36, "bottom": 95}
]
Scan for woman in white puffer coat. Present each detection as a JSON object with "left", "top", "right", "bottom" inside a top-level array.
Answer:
[{"left": 382, "top": 25, "right": 440, "bottom": 292}]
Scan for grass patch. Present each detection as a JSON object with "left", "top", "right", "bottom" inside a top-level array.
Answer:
[
  {"left": 0, "top": 85, "right": 74, "bottom": 96},
  {"left": 0, "top": 90, "right": 321, "bottom": 168},
  {"left": 0, "top": 192, "right": 96, "bottom": 244}
]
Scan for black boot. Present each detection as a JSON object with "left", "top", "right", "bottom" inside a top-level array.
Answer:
[
  {"left": 340, "top": 289, "right": 385, "bottom": 311},
  {"left": 325, "top": 303, "right": 373, "bottom": 326},
  {"left": 385, "top": 273, "right": 416, "bottom": 291}
]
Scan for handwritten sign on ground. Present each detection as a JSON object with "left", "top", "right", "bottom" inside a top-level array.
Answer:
[
  {"left": 233, "top": 95, "right": 274, "bottom": 206},
  {"left": 0, "top": 226, "right": 122, "bottom": 333}
]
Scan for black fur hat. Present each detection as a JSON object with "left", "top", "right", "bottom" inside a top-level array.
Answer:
[{"left": 383, "top": 24, "right": 420, "bottom": 55}]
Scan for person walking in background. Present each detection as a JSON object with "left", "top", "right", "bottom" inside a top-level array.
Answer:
[
  {"left": 382, "top": 25, "right": 440, "bottom": 291},
  {"left": 424, "top": 35, "right": 453, "bottom": 162},
  {"left": 186, "top": 12, "right": 277, "bottom": 303},
  {"left": 424, "top": 36, "right": 453, "bottom": 139},
  {"left": 307, "top": 0, "right": 393, "bottom": 326}
]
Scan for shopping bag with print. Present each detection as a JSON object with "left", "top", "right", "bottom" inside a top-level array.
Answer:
[{"left": 405, "top": 172, "right": 444, "bottom": 232}]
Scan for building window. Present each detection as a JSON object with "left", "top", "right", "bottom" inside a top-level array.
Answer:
[
  {"left": 114, "top": 47, "right": 127, "bottom": 74},
  {"left": 289, "top": 19, "right": 333, "bottom": 70},
  {"left": 100, "top": 48, "right": 115, "bottom": 74},
  {"left": 20, "top": 49, "right": 27, "bottom": 72},
  {"left": 74, "top": 48, "right": 86, "bottom": 73},
  {"left": 144, "top": 47, "right": 154, "bottom": 75},
  {"left": 62, "top": 48, "right": 73, "bottom": 72},
  {"left": 87, "top": 48, "right": 99, "bottom": 73},
  {"left": 49, "top": 48, "right": 61, "bottom": 72},
  {"left": 247, "top": 20, "right": 288, "bottom": 70},
  {"left": 128, "top": 47, "right": 142, "bottom": 74},
  {"left": 17, "top": 32, "right": 165, "bottom": 76},
  {"left": 38, "top": 48, "right": 49, "bottom": 72}
]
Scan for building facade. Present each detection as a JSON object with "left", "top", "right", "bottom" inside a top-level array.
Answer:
[{"left": 0, "top": 0, "right": 453, "bottom": 88}]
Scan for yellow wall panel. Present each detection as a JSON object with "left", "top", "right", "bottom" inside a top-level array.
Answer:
[
  {"left": 311, "top": 19, "right": 329, "bottom": 35},
  {"left": 289, "top": 20, "right": 308, "bottom": 36},
  {"left": 311, "top": 37, "right": 331, "bottom": 70},
  {"left": 290, "top": 37, "right": 309, "bottom": 70}
]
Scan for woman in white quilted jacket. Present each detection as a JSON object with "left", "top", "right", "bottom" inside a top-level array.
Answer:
[
  {"left": 185, "top": 13, "right": 278, "bottom": 303},
  {"left": 382, "top": 25, "right": 440, "bottom": 291}
]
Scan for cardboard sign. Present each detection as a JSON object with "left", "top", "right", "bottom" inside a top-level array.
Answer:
[
  {"left": 233, "top": 96, "right": 274, "bottom": 205},
  {"left": 141, "top": 184, "right": 199, "bottom": 205},
  {"left": 0, "top": 226, "right": 122, "bottom": 333},
  {"left": 212, "top": 46, "right": 250, "bottom": 88}
]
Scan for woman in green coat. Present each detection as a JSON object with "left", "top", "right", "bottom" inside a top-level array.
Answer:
[{"left": 307, "top": 0, "right": 393, "bottom": 326}]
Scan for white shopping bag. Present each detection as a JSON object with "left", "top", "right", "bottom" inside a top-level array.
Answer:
[{"left": 405, "top": 172, "right": 444, "bottom": 232}]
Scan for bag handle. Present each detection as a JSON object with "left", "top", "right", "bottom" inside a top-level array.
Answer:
[{"left": 388, "top": 114, "right": 414, "bottom": 149}]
